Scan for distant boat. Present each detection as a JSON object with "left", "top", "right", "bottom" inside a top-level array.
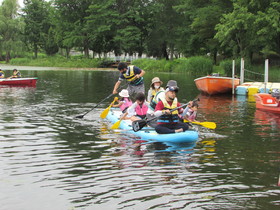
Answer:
[
  {"left": 254, "top": 93, "right": 280, "bottom": 114},
  {"left": 0, "top": 77, "right": 38, "bottom": 86},
  {"left": 194, "top": 75, "right": 240, "bottom": 95}
]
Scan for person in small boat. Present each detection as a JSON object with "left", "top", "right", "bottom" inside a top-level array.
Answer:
[
  {"left": 9, "top": 69, "right": 21, "bottom": 78},
  {"left": 112, "top": 62, "right": 145, "bottom": 98},
  {"left": 147, "top": 77, "right": 165, "bottom": 103},
  {"left": 0, "top": 69, "right": 4, "bottom": 79},
  {"left": 121, "top": 92, "right": 150, "bottom": 122},
  {"left": 154, "top": 80, "right": 189, "bottom": 134},
  {"left": 182, "top": 101, "right": 200, "bottom": 122},
  {"left": 112, "top": 89, "right": 133, "bottom": 113}
]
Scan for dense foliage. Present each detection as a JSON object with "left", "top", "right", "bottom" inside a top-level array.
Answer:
[{"left": 0, "top": 0, "right": 279, "bottom": 64}]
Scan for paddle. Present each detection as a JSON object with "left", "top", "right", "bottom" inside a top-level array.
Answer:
[
  {"left": 75, "top": 84, "right": 126, "bottom": 119},
  {"left": 132, "top": 99, "right": 199, "bottom": 132},
  {"left": 184, "top": 120, "right": 216, "bottom": 129},
  {"left": 111, "top": 119, "right": 122, "bottom": 129},
  {"left": 100, "top": 97, "right": 118, "bottom": 119}
]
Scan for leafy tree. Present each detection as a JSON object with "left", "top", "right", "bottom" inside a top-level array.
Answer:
[
  {"left": 22, "top": 0, "right": 56, "bottom": 58},
  {"left": 54, "top": 0, "right": 94, "bottom": 58},
  {"left": 0, "top": 0, "right": 24, "bottom": 62}
]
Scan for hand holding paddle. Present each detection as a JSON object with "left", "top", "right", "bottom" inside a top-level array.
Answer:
[
  {"left": 100, "top": 97, "right": 118, "bottom": 119},
  {"left": 132, "top": 99, "right": 199, "bottom": 132}
]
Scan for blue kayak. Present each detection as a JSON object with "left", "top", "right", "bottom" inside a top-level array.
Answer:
[{"left": 106, "top": 109, "right": 199, "bottom": 144}]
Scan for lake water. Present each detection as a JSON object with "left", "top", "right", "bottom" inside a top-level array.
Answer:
[{"left": 0, "top": 67, "right": 279, "bottom": 210}]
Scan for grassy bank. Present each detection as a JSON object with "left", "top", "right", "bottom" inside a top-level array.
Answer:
[{"left": 7, "top": 55, "right": 280, "bottom": 81}]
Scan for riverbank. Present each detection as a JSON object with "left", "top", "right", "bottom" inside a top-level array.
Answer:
[{"left": 0, "top": 64, "right": 116, "bottom": 71}]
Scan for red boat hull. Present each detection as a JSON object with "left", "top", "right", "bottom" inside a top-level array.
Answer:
[
  {"left": 194, "top": 76, "right": 240, "bottom": 95},
  {"left": 0, "top": 78, "right": 38, "bottom": 86},
  {"left": 254, "top": 93, "right": 280, "bottom": 114}
]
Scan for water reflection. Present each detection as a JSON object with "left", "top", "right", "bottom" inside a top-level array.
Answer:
[{"left": 0, "top": 70, "right": 279, "bottom": 210}]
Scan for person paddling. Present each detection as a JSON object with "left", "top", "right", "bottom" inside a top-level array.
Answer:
[
  {"left": 0, "top": 69, "right": 4, "bottom": 79},
  {"left": 147, "top": 77, "right": 165, "bottom": 103},
  {"left": 112, "top": 62, "right": 145, "bottom": 98},
  {"left": 121, "top": 92, "right": 150, "bottom": 122},
  {"left": 154, "top": 80, "right": 189, "bottom": 134},
  {"left": 112, "top": 89, "right": 133, "bottom": 113},
  {"left": 9, "top": 69, "right": 21, "bottom": 79}
]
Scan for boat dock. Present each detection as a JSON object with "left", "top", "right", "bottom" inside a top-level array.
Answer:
[{"left": 235, "top": 82, "right": 280, "bottom": 95}]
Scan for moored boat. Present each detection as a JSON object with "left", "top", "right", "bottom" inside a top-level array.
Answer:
[
  {"left": 106, "top": 109, "right": 199, "bottom": 144},
  {"left": 254, "top": 93, "right": 280, "bottom": 114},
  {"left": 0, "top": 77, "right": 38, "bottom": 86},
  {"left": 194, "top": 75, "right": 240, "bottom": 95}
]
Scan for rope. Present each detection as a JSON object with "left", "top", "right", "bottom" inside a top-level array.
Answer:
[{"left": 244, "top": 69, "right": 264, "bottom": 76}]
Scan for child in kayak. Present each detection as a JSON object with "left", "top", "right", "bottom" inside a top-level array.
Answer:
[
  {"left": 113, "top": 89, "right": 133, "bottom": 113},
  {"left": 182, "top": 101, "right": 199, "bottom": 122},
  {"left": 121, "top": 92, "right": 150, "bottom": 122}
]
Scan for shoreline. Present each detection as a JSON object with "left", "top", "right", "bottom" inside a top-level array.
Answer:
[{"left": 0, "top": 64, "right": 116, "bottom": 71}]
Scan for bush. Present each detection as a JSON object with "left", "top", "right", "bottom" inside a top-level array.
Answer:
[{"left": 181, "top": 56, "right": 213, "bottom": 75}]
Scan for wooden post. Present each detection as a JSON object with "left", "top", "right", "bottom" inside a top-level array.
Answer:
[
  {"left": 232, "top": 60, "right": 235, "bottom": 95},
  {"left": 240, "top": 58, "right": 244, "bottom": 84},
  {"left": 264, "top": 59, "right": 269, "bottom": 93}
]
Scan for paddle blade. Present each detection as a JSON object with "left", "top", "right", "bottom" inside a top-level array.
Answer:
[
  {"left": 199, "top": 122, "right": 216, "bottom": 129},
  {"left": 132, "top": 120, "right": 147, "bottom": 132},
  {"left": 192, "top": 121, "right": 216, "bottom": 129},
  {"left": 75, "top": 114, "right": 85, "bottom": 119},
  {"left": 111, "top": 120, "right": 121, "bottom": 129},
  {"left": 100, "top": 106, "right": 110, "bottom": 118}
]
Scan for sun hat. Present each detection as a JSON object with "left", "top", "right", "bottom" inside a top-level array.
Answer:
[
  {"left": 166, "top": 80, "right": 179, "bottom": 92},
  {"left": 150, "top": 77, "right": 163, "bottom": 87},
  {"left": 119, "top": 89, "right": 129, "bottom": 97}
]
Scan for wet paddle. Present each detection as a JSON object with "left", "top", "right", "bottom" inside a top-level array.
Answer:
[
  {"left": 100, "top": 97, "right": 118, "bottom": 119},
  {"left": 184, "top": 120, "right": 216, "bottom": 129},
  {"left": 111, "top": 118, "right": 122, "bottom": 129},
  {"left": 132, "top": 99, "right": 199, "bottom": 132}
]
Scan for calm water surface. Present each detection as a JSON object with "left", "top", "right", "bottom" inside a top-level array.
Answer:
[{"left": 0, "top": 68, "right": 279, "bottom": 210}]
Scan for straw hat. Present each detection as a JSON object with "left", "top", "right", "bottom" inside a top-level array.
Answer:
[
  {"left": 119, "top": 89, "right": 129, "bottom": 97},
  {"left": 150, "top": 77, "right": 163, "bottom": 87}
]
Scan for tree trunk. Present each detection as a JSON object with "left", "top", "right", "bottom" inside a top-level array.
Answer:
[
  {"left": 162, "top": 42, "right": 169, "bottom": 60},
  {"left": 5, "top": 51, "right": 11, "bottom": 63},
  {"left": 34, "top": 43, "right": 38, "bottom": 59}
]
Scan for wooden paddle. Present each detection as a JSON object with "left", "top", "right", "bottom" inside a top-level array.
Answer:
[
  {"left": 100, "top": 97, "right": 118, "bottom": 119},
  {"left": 184, "top": 120, "right": 216, "bottom": 129}
]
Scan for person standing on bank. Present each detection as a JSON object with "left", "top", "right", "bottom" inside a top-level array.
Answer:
[
  {"left": 154, "top": 80, "right": 189, "bottom": 134},
  {"left": 112, "top": 62, "right": 145, "bottom": 97}
]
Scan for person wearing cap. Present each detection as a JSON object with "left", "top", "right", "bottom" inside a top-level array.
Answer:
[
  {"left": 9, "top": 69, "right": 21, "bottom": 79},
  {"left": 112, "top": 89, "right": 133, "bottom": 113},
  {"left": 112, "top": 62, "right": 145, "bottom": 97},
  {"left": 154, "top": 80, "right": 189, "bottom": 134},
  {"left": 147, "top": 77, "right": 165, "bottom": 103},
  {"left": 0, "top": 69, "right": 4, "bottom": 79}
]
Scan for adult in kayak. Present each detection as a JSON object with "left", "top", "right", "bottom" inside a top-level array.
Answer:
[
  {"left": 0, "top": 69, "right": 4, "bottom": 79},
  {"left": 112, "top": 62, "right": 145, "bottom": 98},
  {"left": 147, "top": 77, "right": 165, "bottom": 103},
  {"left": 9, "top": 69, "right": 21, "bottom": 78},
  {"left": 154, "top": 80, "right": 189, "bottom": 134}
]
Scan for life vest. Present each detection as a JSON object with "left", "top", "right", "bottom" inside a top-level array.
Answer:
[
  {"left": 150, "top": 91, "right": 165, "bottom": 110},
  {"left": 150, "top": 87, "right": 165, "bottom": 102},
  {"left": 135, "top": 103, "right": 149, "bottom": 117},
  {"left": 187, "top": 109, "right": 197, "bottom": 121},
  {"left": 0, "top": 70, "right": 4, "bottom": 77},
  {"left": 157, "top": 97, "right": 179, "bottom": 124},
  {"left": 122, "top": 65, "right": 143, "bottom": 85},
  {"left": 120, "top": 97, "right": 133, "bottom": 111}
]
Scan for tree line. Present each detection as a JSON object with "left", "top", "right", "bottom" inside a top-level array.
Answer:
[{"left": 0, "top": 0, "right": 279, "bottom": 64}]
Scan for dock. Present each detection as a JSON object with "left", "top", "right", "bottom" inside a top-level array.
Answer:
[{"left": 235, "top": 82, "right": 280, "bottom": 95}]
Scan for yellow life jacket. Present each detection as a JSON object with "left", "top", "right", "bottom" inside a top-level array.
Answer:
[
  {"left": 122, "top": 65, "right": 143, "bottom": 85},
  {"left": 157, "top": 97, "right": 179, "bottom": 123}
]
